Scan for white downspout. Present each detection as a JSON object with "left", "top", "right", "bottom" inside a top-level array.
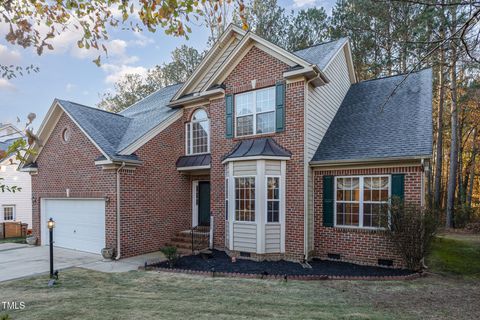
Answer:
[
  {"left": 115, "top": 162, "right": 126, "bottom": 260},
  {"left": 303, "top": 74, "right": 320, "bottom": 260}
]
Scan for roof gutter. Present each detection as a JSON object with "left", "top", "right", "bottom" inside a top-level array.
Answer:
[
  {"left": 309, "top": 155, "right": 432, "bottom": 167},
  {"left": 115, "top": 161, "right": 126, "bottom": 260},
  {"left": 283, "top": 65, "right": 329, "bottom": 87},
  {"left": 168, "top": 88, "right": 225, "bottom": 108}
]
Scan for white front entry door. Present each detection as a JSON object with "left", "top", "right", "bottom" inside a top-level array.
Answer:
[{"left": 41, "top": 199, "right": 105, "bottom": 254}]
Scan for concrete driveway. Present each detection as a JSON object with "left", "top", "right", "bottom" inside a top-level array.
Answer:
[{"left": 0, "top": 243, "right": 165, "bottom": 282}]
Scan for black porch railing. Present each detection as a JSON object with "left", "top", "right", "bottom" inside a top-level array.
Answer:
[{"left": 190, "top": 226, "right": 210, "bottom": 253}]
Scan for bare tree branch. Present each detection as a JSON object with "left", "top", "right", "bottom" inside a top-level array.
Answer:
[{"left": 379, "top": 7, "right": 480, "bottom": 112}]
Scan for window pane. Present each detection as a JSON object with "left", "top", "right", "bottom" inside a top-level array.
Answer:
[
  {"left": 256, "top": 111, "right": 275, "bottom": 134},
  {"left": 3, "top": 207, "right": 13, "bottom": 221},
  {"left": 267, "top": 177, "right": 280, "bottom": 223},
  {"left": 235, "top": 177, "right": 256, "bottom": 222},
  {"left": 235, "top": 92, "right": 254, "bottom": 116},
  {"left": 236, "top": 115, "right": 253, "bottom": 136},
  {"left": 192, "top": 109, "right": 208, "bottom": 121},
  {"left": 191, "top": 120, "right": 209, "bottom": 154},
  {"left": 256, "top": 87, "right": 275, "bottom": 113}
]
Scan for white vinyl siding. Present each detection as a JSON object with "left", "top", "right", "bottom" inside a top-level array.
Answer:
[
  {"left": 233, "top": 161, "right": 257, "bottom": 176},
  {"left": 194, "top": 37, "right": 240, "bottom": 92},
  {"left": 0, "top": 157, "right": 32, "bottom": 227},
  {"left": 265, "top": 224, "right": 281, "bottom": 253},
  {"left": 265, "top": 161, "right": 281, "bottom": 175},
  {"left": 305, "top": 45, "right": 352, "bottom": 255},
  {"left": 233, "top": 223, "right": 257, "bottom": 252}
]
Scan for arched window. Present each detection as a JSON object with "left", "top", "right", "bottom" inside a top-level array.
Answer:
[{"left": 186, "top": 109, "right": 210, "bottom": 155}]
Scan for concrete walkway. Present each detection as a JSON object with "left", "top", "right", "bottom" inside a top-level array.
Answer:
[{"left": 0, "top": 243, "right": 165, "bottom": 282}]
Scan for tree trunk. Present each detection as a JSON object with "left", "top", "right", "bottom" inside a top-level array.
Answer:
[
  {"left": 467, "top": 127, "right": 478, "bottom": 208},
  {"left": 446, "top": 10, "right": 458, "bottom": 228},
  {"left": 434, "top": 44, "right": 446, "bottom": 209}
]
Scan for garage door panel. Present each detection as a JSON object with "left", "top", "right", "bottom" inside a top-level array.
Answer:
[{"left": 42, "top": 199, "right": 105, "bottom": 254}]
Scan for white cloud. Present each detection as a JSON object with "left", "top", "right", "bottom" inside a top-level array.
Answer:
[
  {"left": 101, "top": 64, "right": 148, "bottom": 84},
  {"left": 65, "top": 83, "right": 76, "bottom": 92},
  {"left": 293, "top": 0, "right": 317, "bottom": 7},
  {"left": 131, "top": 32, "right": 154, "bottom": 47},
  {"left": 0, "top": 79, "right": 16, "bottom": 92},
  {"left": 0, "top": 45, "right": 21, "bottom": 65}
]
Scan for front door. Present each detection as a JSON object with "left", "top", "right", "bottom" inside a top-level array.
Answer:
[{"left": 198, "top": 181, "right": 211, "bottom": 226}]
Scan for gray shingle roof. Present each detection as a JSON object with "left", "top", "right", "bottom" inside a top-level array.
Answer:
[
  {"left": 294, "top": 38, "right": 348, "bottom": 70},
  {"left": 312, "top": 68, "right": 433, "bottom": 163},
  {"left": 118, "top": 83, "right": 182, "bottom": 151},
  {"left": 224, "top": 138, "right": 292, "bottom": 160},
  {"left": 56, "top": 83, "right": 182, "bottom": 162}
]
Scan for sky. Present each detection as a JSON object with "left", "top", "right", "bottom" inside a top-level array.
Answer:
[{"left": 0, "top": 0, "right": 335, "bottom": 129}]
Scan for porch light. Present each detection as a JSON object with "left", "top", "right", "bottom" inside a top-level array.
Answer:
[{"left": 47, "top": 218, "right": 55, "bottom": 230}]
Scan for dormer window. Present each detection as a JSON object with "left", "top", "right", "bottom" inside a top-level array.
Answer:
[
  {"left": 186, "top": 109, "right": 210, "bottom": 155},
  {"left": 235, "top": 87, "right": 276, "bottom": 137}
]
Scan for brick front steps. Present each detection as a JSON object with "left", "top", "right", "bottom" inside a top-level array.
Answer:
[
  {"left": 146, "top": 250, "right": 420, "bottom": 281},
  {"left": 165, "top": 227, "right": 210, "bottom": 255}
]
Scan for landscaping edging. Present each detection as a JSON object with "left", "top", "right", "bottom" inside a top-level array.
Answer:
[{"left": 142, "top": 266, "right": 424, "bottom": 281}]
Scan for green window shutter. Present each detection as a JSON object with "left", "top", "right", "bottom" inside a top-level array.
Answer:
[
  {"left": 323, "top": 175, "right": 334, "bottom": 227},
  {"left": 225, "top": 94, "right": 234, "bottom": 138},
  {"left": 391, "top": 174, "right": 405, "bottom": 201},
  {"left": 275, "top": 81, "right": 285, "bottom": 132}
]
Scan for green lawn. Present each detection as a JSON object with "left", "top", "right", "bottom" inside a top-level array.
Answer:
[
  {"left": 427, "top": 232, "right": 480, "bottom": 279},
  {"left": 1, "top": 233, "right": 479, "bottom": 320},
  {"left": 0, "top": 237, "right": 25, "bottom": 244}
]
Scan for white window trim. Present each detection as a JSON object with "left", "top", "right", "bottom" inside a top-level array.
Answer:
[
  {"left": 233, "top": 176, "right": 257, "bottom": 224},
  {"left": 333, "top": 175, "right": 391, "bottom": 230},
  {"left": 265, "top": 175, "right": 281, "bottom": 224},
  {"left": 2, "top": 205, "right": 16, "bottom": 221},
  {"left": 185, "top": 109, "right": 210, "bottom": 156},
  {"left": 234, "top": 86, "right": 276, "bottom": 138}
]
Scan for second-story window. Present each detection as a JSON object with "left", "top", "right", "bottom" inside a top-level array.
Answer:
[
  {"left": 186, "top": 109, "right": 210, "bottom": 155},
  {"left": 235, "top": 87, "right": 275, "bottom": 137}
]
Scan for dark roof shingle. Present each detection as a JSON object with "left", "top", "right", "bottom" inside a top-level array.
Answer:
[
  {"left": 312, "top": 69, "right": 433, "bottom": 163},
  {"left": 224, "top": 138, "right": 291, "bottom": 160}
]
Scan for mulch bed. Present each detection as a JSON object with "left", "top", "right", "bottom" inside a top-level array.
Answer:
[{"left": 149, "top": 250, "right": 418, "bottom": 280}]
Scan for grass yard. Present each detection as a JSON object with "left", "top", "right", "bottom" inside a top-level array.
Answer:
[
  {"left": 427, "top": 232, "right": 480, "bottom": 279},
  {"left": 1, "top": 270, "right": 479, "bottom": 320},
  {"left": 0, "top": 237, "right": 25, "bottom": 244},
  {"left": 0, "top": 232, "right": 479, "bottom": 320}
]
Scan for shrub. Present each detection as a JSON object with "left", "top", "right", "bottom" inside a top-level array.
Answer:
[
  {"left": 453, "top": 204, "right": 474, "bottom": 228},
  {"left": 160, "top": 246, "right": 179, "bottom": 268},
  {"left": 386, "top": 197, "right": 439, "bottom": 271}
]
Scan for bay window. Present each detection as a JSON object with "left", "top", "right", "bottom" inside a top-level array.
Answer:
[
  {"left": 235, "top": 87, "right": 275, "bottom": 137},
  {"left": 186, "top": 109, "right": 210, "bottom": 155},
  {"left": 335, "top": 176, "right": 390, "bottom": 228}
]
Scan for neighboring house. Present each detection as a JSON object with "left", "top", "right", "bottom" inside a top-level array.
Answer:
[
  {"left": 0, "top": 124, "right": 33, "bottom": 228},
  {"left": 21, "top": 25, "right": 432, "bottom": 267}
]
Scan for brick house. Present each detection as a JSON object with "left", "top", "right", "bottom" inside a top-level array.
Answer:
[{"left": 21, "top": 25, "right": 432, "bottom": 267}]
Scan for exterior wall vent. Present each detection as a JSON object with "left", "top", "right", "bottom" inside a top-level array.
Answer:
[
  {"left": 378, "top": 259, "right": 393, "bottom": 267},
  {"left": 327, "top": 253, "right": 341, "bottom": 260}
]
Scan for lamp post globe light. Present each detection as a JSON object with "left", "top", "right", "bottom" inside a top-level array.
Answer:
[{"left": 47, "top": 218, "right": 55, "bottom": 279}]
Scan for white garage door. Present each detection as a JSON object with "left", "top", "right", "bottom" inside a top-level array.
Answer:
[{"left": 42, "top": 199, "right": 105, "bottom": 254}]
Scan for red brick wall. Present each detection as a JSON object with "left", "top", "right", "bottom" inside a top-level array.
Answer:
[
  {"left": 118, "top": 116, "right": 193, "bottom": 257},
  {"left": 31, "top": 113, "right": 117, "bottom": 247},
  {"left": 207, "top": 46, "right": 306, "bottom": 259},
  {"left": 313, "top": 166, "right": 423, "bottom": 267}
]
